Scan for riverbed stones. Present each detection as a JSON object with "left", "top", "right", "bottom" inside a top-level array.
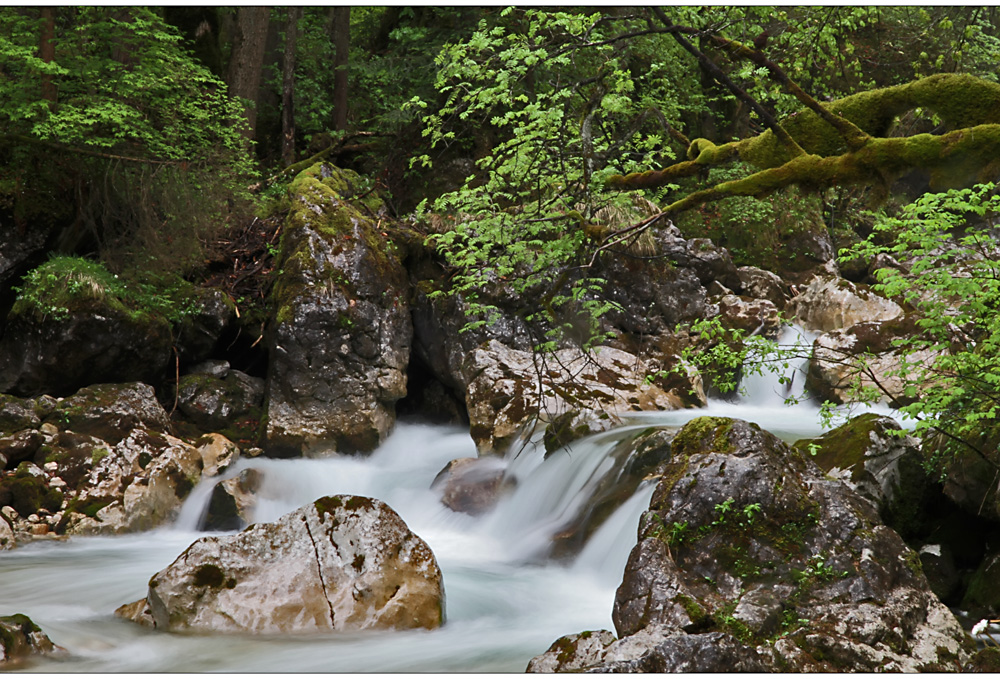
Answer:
[
  {"left": 790, "top": 276, "right": 902, "bottom": 333},
  {"left": 121, "top": 494, "right": 444, "bottom": 634},
  {"left": 463, "top": 340, "right": 704, "bottom": 456},
  {"left": 264, "top": 163, "right": 411, "bottom": 456},
  {"left": 529, "top": 416, "right": 971, "bottom": 672}
]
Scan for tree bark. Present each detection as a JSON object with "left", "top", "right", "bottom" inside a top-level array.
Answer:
[
  {"left": 227, "top": 7, "right": 270, "bottom": 141},
  {"left": 332, "top": 7, "right": 350, "bottom": 131},
  {"left": 39, "top": 7, "right": 57, "bottom": 103},
  {"left": 281, "top": 7, "right": 300, "bottom": 166}
]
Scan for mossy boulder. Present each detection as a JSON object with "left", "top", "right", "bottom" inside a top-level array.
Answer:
[
  {"left": 794, "top": 413, "right": 936, "bottom": 540},
  {"left": 531, "top": 417, "right": 969, "bottom": 672},
  {"left": 0, "top": 463, "right": 63, "bottom": 518},
  {"left": 0, "top": 258, "right": 173, "bottom": 397},
  {"left": 176, "top": 367, "right": 264, "bottom": 435},
  {"left": 120, "top": 494, "right": 444, "bottom": 633},
  {"left": 44, "top": 382, "right": 170, "bottom": 445},
  {"left": 0, "top": 614, "right": 60, "bottom": 668},
  {"left": 264, "top": 163, "right": 411, "bottom": 456}
]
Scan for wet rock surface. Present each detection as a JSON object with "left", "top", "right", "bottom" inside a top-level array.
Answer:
[
  {"left": 791, "top": 276, "right": 902, "bottom": 333},
  {"left": 0, "top": 613, "right": 61, "bottom": 668},
  {"left": 530, "top": 416, "right": 971, "bottom": 672},
  {"left": 463, "top": 340, "right": 704, "bottom": 455},
  {"left": 119, "top": 494, "right": 444, "bottom": 634},
  {"left": 264, "top": 164, "right": 411, "bottom": 456}
]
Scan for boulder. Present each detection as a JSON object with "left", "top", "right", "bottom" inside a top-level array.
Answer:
[
  {"left": 120, "top": 495, "right": 444, "bottom": 634},
  {"left": 794, "top": 414, "right": 936, "bottom": 540},
  {"left": 264, "top": 164, "right": 411, "bottom": 456},
  {"left": 736, "top": 265, "right": 792, "bottom": 310},
  {"left": 172, "top": 287, "right": 236, "bottom": 364},
  {"left": 0, "top": 394, "right": 52, "bottom": 435},
  {"left": 463, "top": 340, "right": 704, "bottom": 455},
  {"left": 177, "top": 368, "right": 264, "bottom": 434},
  {"left": 790, "top": 276, "right": 902, "bottom": 333},
  {"left": 714, "top": 294, "right": 781, "bottom": 339},
  {"left": 44, "top": 382, "right": 170, "bottom": 445},
  {"left": 0, "top": 292, "right": 172, "bottom": 398},
  {"left": 201, "top": 467, "right": 262, "bottom": 532},
  {"left": 806, "top": 316, "right": 942, "bottom": 405},
  {"left": 530, "top": 417, "right": 970, "bottom": 672},
  {"left": 0, "top": 614, "right": 60, "bottom": 668}
]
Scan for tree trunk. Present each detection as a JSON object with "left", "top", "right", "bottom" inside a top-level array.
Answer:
[
  {"left": 332, "top": 7, "right": 350, "bottom": 131},
  {"left": 281, "top": 7, "right": 300, "bottom": 166},
  {"left": 227, "top": 7, "right": 270, "bottom": 141},
  {"left": 39, "top": 7, "right": 57, "bottom": 103}
]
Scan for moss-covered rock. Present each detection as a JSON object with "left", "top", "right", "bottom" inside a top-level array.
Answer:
[
  {"left": 0, "top": 613, "right": 60, "bottom": 668},
  {"left": 0, "top": 258, "right": 174, "bottom": 397},
  {"left": 263, "top": 163, "right": 412, "bottom": 456},
  {"left": 45, "top": 382, "right": 170, "bottom": 445},
  {"left": 532, "top": 416, "right": 970, "bottom": 672},
  {"left": 176, "top": 367, "right": 264, "bottom": 436}
]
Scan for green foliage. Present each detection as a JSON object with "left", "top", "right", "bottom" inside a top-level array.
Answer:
[
  {"left": 12, "top": 255, "right": 199, "bottom": 325},
  {"left": 0, "top": 7, "right": 255, "bottom": 272},
  {"left": 844, "top": 183, "right": 1000, "bottom": 466}
]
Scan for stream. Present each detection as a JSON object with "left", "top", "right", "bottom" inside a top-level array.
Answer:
[{"left": 0, "top": 326, "right": 906, "bottom": 672}]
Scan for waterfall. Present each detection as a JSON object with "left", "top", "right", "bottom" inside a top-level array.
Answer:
[{"left": 0, "top": 324, "right": 911, "bottom": 672}]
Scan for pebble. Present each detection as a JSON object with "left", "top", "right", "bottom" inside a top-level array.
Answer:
[
  {"left": 39, "top": 423, "right": 59, "bottom": 435},
  {"left": 2, "top": 506, "right": 19, "bottom": 522},
  {"left": 44, "top": 461, "right": 59, "bottom": 472},
  {"left": 49, "top": 477, "right": 67, "bottom": 489},
  {"left": 30, "top": 524, "right": 49, "bottom": 536}
]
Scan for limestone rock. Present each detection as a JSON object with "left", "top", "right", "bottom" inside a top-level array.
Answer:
[
  {"left": 0, "top": 614, "right": 60, "bottom": 668},
  {"left": 530, "top": 417, "right": 970, "bottom": 672},
  {"left": 794, "top": 413, "right": 936, "bottom": 540},
  {"left": 736, "top": 265, "right": 792, "bottom": 310},
  {"left": 265, "top": 164, "right": 411, "bottom": 456},
  {"left": 201, "top": 468, "right": 263, "bottom": 531},
  {"left": 714, "top": 294, "right": 781, "bottom": 339},
  {"left": 45, "top": 382, "right": 170, "bottom": 444},
  {"left": 790, "top": 276, "right": 902, "bottom": 333},
  {"left": 177, "top": 369, "right": 264, "bottom": 434},
  {"left": 0, "top": 297, "right": 172, "bottom": 398},
  {"left": 526, "top": 630, "right": 617, "bottom": 672},
  {"left": 806, "top": 317, "right": 942, "bottom": 405},
  {"left": 125, "top": 495, "right": 444, "bottom": 634},
  {"left": 463, "top": 341, "right": 704, "bottom": 456}
]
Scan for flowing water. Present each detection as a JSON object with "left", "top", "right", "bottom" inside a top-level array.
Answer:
[{"left": 0, "top": 325, "right": 908, "bottom": 672}]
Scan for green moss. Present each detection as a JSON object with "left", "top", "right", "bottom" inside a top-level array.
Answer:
[{"left": 671, "top": 417, "right": 735, "bottom": 457}]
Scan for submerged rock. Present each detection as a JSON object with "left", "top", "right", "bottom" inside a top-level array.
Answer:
[
  {"left": 529, "top": 416, "right": 971, "bottom": 672},
  {"left": 0, "top": 613, "right": 61, "bottom": 668},
  {"left": 119, "top": 495, "right": 444, "bottom": 634},
  {"left": 264, "top": 163, "right": 411, "bottom": 456},
  {"left": 432, "top": 457, "right": 508, "bottom": 516}
]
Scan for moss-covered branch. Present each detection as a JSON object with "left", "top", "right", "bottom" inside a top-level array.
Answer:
[{"left": 609, "top": 74, "right": 1000, "bottom": 215}]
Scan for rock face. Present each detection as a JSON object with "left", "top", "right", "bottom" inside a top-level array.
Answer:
[
  {"left": 794, "top": 413, "right": 935, "bottom": 539},
  {"left": 529, "top": 417, "right": 970, "bottom": 673},
  {"left": 121, "top": 495, "right": 444, "bottom": 634},
  {"left": 806, "top": 316, "right": 940, "bottom": 405},
  {"left": 463, "top": 340, "right": 704, "bottom": 455},
  {"left": 791, "top": 276, "right": 902, "bottom": 333},
  {"left": 177, "top": 366, "right": 264, "bottom": 434},
  {"left": 265, "top": 163, "right": 411, "bottom": 456},
  {"left": 0, "top": 303, "right": 172, "bottom": 399},
  {"left": 0, "top": 614, "right": 60, "bottom": 668}
]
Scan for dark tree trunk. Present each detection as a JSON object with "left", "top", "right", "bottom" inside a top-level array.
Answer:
[
  {"left": 39, "top": 7, "right": 56, "bottom": 102},
  {"left": 227, "top": 6, "right": 270, "bottom": 141},
  {"left": 281, "top": 7, "right": 300, "bottom": 167},
  {"left": 332, "top": 7, "right": 350, "bottom": 131}
]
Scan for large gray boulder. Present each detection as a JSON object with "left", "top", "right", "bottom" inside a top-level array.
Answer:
[
  {"left": 118, "top": 495, "right": 444, "bottom": 634},
  {"left": 264, "top": 164, "right": 411, "bottom": 456},
  {"left": 529, "top": 417, "right": 971, "bottom": 672}
]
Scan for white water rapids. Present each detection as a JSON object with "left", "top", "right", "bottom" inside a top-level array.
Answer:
[{"left": 0, "top": 326, "right": 907, "bottom": 672}]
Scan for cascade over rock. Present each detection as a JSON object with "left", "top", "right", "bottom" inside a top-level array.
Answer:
[
  {"left": 529, "top": 417, "right": 970, "bottom": 673},
  {"left": 117, "top": 494, "right": 444, "bottom": 634},
  {"left": 264, "top": 164, "right": 411, "bottom": 456},
  {"left": 462, "top": 340, "right": 704, "bottom": 456}
]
